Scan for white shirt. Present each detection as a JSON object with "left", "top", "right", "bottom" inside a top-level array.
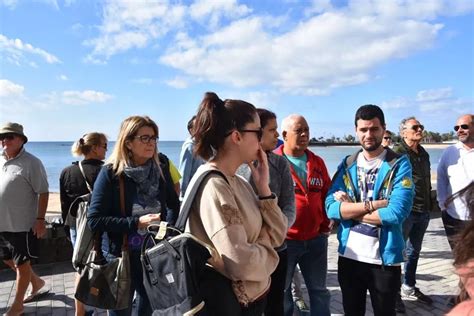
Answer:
[{"left": 437, "top": 142, "right": 474, "bottom": 220}]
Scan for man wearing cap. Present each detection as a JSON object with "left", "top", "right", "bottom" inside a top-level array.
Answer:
[{"left": 0, "top": 122, "right": 49, "bottom": 315}]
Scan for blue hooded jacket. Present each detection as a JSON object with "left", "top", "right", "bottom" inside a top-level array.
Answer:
[{"left": 325, "top": 148, "right": 414, "bottom": 265}]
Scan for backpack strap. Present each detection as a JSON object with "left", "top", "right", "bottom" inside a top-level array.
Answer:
[
  {"left": 174, "top": 168, "right": 228, "bottom": 232},
  {"left": 78, "top": 161, "right": 93, "bottom": 193}
]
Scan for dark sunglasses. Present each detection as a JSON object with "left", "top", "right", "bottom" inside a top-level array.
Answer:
[
  {"left": 454, "top": 124, "right": 469, "bottom": 132},
  {"left": 407, "top": 124, "right": 424, "bottom": 131},
  {"left": 239, "top": 129, "right": 263, "bottom": 141},
  {"left": 0, "top": 133, "right": 16, "bottom": 141},
  {"left": 100, "top": 144, "right": 108, "bottom": 150},
  {"left": 133, "top": 135, "right": 159, "bottom": 144},
  {"left": 383, "top": 137, "right": 392, "bottom": 140}
]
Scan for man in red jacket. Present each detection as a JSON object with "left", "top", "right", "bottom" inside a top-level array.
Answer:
[{"left": 274, "top": 114, "right": 332, "bottom": 316}]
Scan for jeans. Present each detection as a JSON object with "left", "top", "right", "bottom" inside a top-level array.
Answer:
[
  {"left": 338, "top": 256, "right": 401, "bottom": 316},
  {"left": 402, "top": 211, "right": 430, "bottom": 287},
  {"left": 107, "top": 250, "right": 152, "bottom": 316},
  {"left": 284, "top": 235, "right": 330, "bottom": 316},
  {"left": 441, "top": 211, "right": 469, "bottom": 250}
]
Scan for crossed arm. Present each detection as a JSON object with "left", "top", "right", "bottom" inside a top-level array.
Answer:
[{"left": 333, "top": 191, "right": 388, "bottom": 225}]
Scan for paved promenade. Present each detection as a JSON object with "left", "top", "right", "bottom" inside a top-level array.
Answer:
[{"left": 0, "top": 212, "right": 458, "bottom": 315}]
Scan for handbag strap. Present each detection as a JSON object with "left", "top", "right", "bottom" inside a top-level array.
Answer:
[
  {"left": 119, "top": 175, "right": 128, "bottom": 251},
  {"left": 78, "top": 161, "right": 93, "bottom": 193},
  {"left": 174, "top": 169, "right": 228, "bottom": 231}
]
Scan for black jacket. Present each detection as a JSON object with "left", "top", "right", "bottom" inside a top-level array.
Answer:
[
  {"left": 59, "top": 159, "right": 104, "bottom": 223},
  {"left": 393, "top": 140, "right": 432, "bottom": 212}
]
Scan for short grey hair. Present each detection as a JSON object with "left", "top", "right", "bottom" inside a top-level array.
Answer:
[
  {"left": 281, "top": 114, "right": 304, "bottom": 133},
  {"left": 399, "top": 116, "right": 418, "bottom": 135}
]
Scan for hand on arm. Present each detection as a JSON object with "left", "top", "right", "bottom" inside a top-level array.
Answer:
[
  {"left": 333, "top": 190, "right": 387, "bottom": 224},
  {"left": 33, "top": 192, "right": 49, "bottom": 238}
]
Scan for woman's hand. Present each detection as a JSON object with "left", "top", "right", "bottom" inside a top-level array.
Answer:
[
  {"left": 138, "top": 213, "right": 161, "bottom": 229},
  {"left": 249, "top": 146, "right": 271, "bottom": 197}
]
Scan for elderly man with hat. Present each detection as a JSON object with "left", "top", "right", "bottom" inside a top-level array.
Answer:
[{"left": 0, "top": 122, "right": 49, "bottom": 316}]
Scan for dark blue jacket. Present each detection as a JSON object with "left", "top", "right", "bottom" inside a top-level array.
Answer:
[{"left": 88, "top": 163, "right": 179, "bottom": 256}]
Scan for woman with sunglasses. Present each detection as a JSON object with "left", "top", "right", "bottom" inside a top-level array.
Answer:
[
  {"left": 59, "top": 132, "right": 107, "bottom": 316},
  {"left": 88, "top": 116, "right": 179, "bottom": 315},
  {"left": 237, "top": 108, "right": 296, "bottom": 316},
  {"left": 188, "top": 92, "right": 288, "bottom": 315}
]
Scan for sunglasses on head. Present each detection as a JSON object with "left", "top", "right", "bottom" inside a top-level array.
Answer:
[
  {"left": 454, "top": 124, "right": 469, "bottom": 132},
  {"left": 0, "top": 133, "right": 16, "bottom": 141},
  {"left": 407, "top": 124, "right": 424, "bottom": 131}
]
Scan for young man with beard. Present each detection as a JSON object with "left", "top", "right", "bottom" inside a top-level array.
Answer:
[{"left": 326, "top": 105, "right": 414, "bottom": 315}]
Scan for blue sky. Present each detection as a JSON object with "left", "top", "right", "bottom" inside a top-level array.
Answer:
[{"left": 1, "top": 0, "right": 473, "bottom": 141}]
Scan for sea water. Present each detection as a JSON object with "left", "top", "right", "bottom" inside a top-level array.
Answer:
[{"left": 18, "top": 142, "right": 446, "bottom": 192}]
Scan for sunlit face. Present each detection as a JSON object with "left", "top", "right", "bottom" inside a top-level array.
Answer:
[
  {"left": 283, "top": 117, "right": 310, "bottom": 152},
  {"left": 1, "top": 133, "right": 24, "bottom": 158},
  {"left": 402, "top": 119, "right": 424, "bottom": 142},
  {"left": 355, "top": 118, "right": 385, "bottom": 152},
  {"left": 456, "top": 115, "right": 474, "bottom": 144},
  {"left": 127, "top": 126, "right": 157, "bottom": 166},
  {"left": 261, "top": 118, "right": 279, "bottom": 151},
  {"left": 238, "top": 114, "right": 262, "bottom": 163},
  {"left": 91, "top": 138, "right": 108, "bottom": 160},
  {"left": 382, "top": 132, "right": 393, "bottom": 147}
]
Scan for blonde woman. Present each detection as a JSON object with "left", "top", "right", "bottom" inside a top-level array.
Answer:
[
  {"left": 88, "top": 116, "right": 179, "bottom": 315},
  {"left": 60, "top": 132, "right": 108, "bottom": 316}
]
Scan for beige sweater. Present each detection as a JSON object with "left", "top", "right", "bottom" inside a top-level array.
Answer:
[{"left": 186, "top": 165, "right": 288, "bottom": 305}]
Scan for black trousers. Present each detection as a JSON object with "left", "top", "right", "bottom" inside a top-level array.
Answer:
[
  {"left": 338, "top": 256, "right": 401, "bottom": 316},
  {"left": 264, "top": 249, "right": 287, "bottom": 316},
  {"left": 441, "top": 211, "right": 469, "bottom": 250}
]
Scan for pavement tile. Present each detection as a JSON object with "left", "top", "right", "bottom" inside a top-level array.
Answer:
[{"left": 0, "top": 213, "right": 463, "bottom": 315}]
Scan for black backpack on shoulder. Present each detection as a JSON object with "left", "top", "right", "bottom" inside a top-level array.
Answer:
[{"left": 140, "top": 168, "right": 241, "bottom": 316}]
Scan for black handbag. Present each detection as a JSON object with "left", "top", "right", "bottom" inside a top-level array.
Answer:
[
  {"left": 141, "top": 169, "right": 241, "bottom": 315},
  {"left": 75, "top": 176, "right": 131, "bottom": 310}
]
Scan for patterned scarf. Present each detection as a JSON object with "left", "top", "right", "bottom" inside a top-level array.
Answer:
[{"left": 123, "top": 159, "right": 161, "bottom": 207}]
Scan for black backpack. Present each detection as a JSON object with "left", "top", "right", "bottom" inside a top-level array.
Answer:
[{"left": 140, "top": 168, "right": 240, "bottom": 315}]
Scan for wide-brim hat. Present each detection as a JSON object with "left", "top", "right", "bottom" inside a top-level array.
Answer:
[{"left": 0, "top": 122, "right": 28, "bottom": 143}]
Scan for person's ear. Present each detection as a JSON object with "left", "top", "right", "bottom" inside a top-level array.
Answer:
[
  {"left": 282, "top": 130, "right": 287, "bottom": 141},
  {"left": 230, "top": 130, "right": 241, "bottom": 144}
]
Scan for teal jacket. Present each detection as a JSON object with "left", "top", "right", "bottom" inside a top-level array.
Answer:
[{"left": 325, "top": 148, "right": 414, "bottom": 265}]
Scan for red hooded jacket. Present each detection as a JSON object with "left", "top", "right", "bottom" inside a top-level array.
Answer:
[{"left": 274, "top": 145, "right": 331, "bottom": 240}]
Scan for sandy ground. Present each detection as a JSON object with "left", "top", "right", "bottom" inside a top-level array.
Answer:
[{"left": 47, "top": 192, "right": 61, "bottom": 216}]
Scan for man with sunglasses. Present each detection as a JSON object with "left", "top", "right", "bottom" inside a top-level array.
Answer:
[
  {"left": 0, "top": 122, "right": 49, "bottom": 316},
  {"left": 437, "top": 114, "right": 474, "bottom": 250},
  {"left": 392, "top": 117, "right": 433, "bottom": 312},
  {"left": 274, "top": 114, "right": 332, "bottom": 316}
]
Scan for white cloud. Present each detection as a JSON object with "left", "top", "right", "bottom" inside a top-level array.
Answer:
[
  {"left": 0, "top": 0, "right": 17, "bottom": 9},
  {"left": 83, "top": 0, "right": 472, "bottom": 95},
  {"left": 0, "top": 79, "right": 24, "bottom": 97},
  {"left": 382, "top": 87, "right": 472, "bottom": 114},
  {"left": 58, "top": 74, "right": 68, "bottom": 81},
  {"left": 0, "top": 34, "right": 61, "bottom": 66},
  {"left": 165, "top": 76, "right": 189, "bottom": 89},
  {"left": 84, "top": 0, "right": 186, "bottom": 62},
  {"left": 61, "top": 90, "right": 114, "bottom": 105},
  {"left": 161, "top": 12, "right": 442, "bottom": 95},
  {"left": 190, "top": 0, "right": 251, "bottom": 29},
  {"left": 416, "top": 87, "right": 452, "bottom": 102}
]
